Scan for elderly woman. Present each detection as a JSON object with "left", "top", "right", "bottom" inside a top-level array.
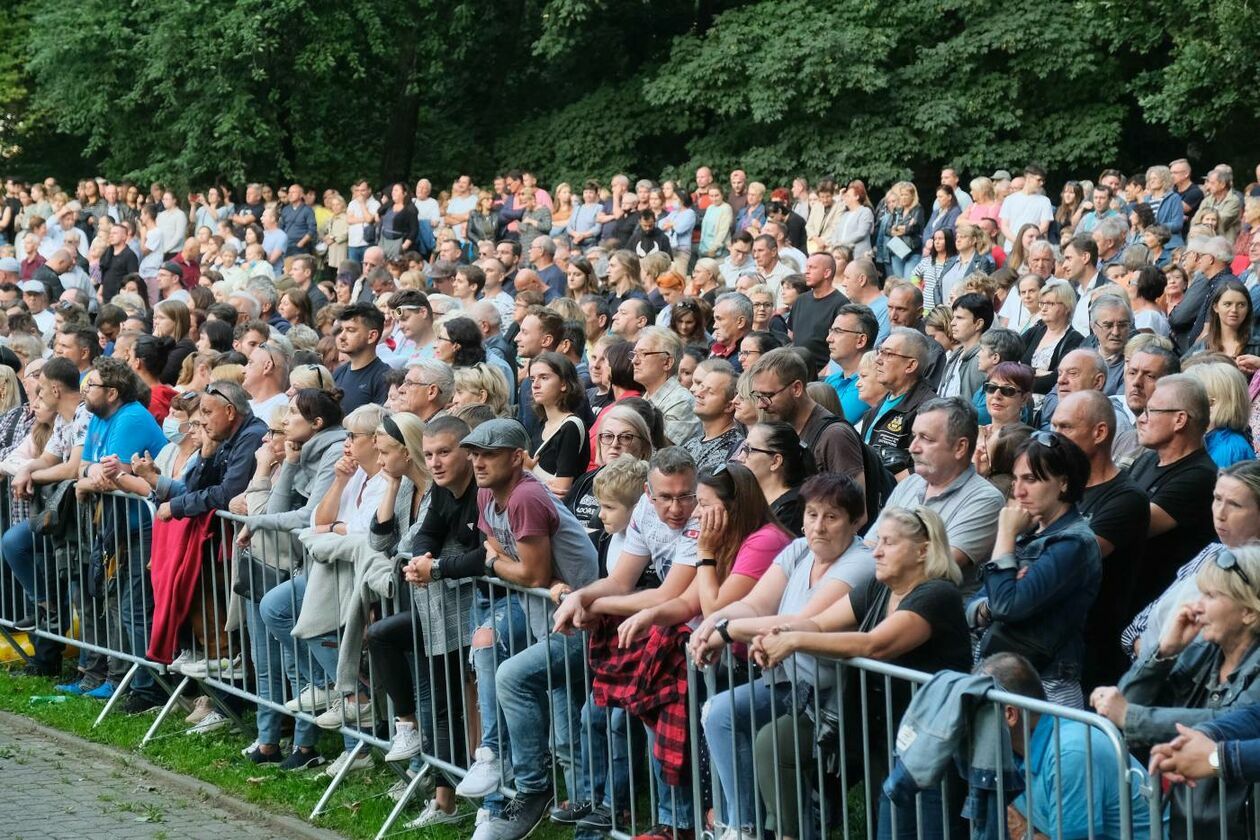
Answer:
[
  {"left": 750, "top": 506, "right": 970, "bottom": 840},
  {"left": 1146, "top": 164, "right": 1186, "bottom": 249},
  {"left": 969, "top": 431, "right": 1100, "bottom": 707},
  {"left": 691, "top": 473, "right": 874, "bottom": 839},
  {"left": 1092, "top": 544, "right": 1260, "bottom": 839},
  {"left": 565, "top": 403, "right": 655, "bottom": 538},
  {"left": 1021, "top": 280, "right": 1083, "bottom": 394}
]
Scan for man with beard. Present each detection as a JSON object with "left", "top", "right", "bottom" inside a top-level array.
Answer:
[{"left": 331, "top": 303, "right": 390, "bottom": 412}]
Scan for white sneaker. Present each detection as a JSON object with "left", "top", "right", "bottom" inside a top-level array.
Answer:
[
  {"left": 180, "top": 656, "right": 233, "bottom": 680},
  {"left": 184, "top": 710, "right": 228, "bottom": 735},
  {"left": 476, "top": 807, "right": 490, "bottom": 826},
  {"left": 384, "top": 720, "right": 424, "bottom": 762},
  {"left": 716, "top": 826, "right": 760, "bottom": 840},
  {"left": 455, "top": 746, "right": 501, "bottom": 798},
  {"left": 404, "top": 800, "right": 464, "bottom": 828},
  {"left": 315, "top": 695, "right": 376, "bottom": 730},
  {"left": 324, "top": 748, "right": 373, "bottom": 778},
  {"left": 387, "top": 769, "right": 419, "bottom": 803},
  {"left": 240, "top": 739, "right": 261, "bottom": 756},
  {"left": 169, "top": 649, "right": 196, "bottom": 675},
  {"left": 209, "top": 654, "right": 246, "bottom": 681},
  {"left": 285, "top": 683, "right": 333, "bottom": 713},
  {"left": 470, "top": 807, "right": 494, "bottom": 840}
]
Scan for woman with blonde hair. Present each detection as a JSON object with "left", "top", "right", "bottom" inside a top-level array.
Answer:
[
  {"left": 1005, "top": 222, "right": 1044, "bottom": 274},
  {"left": 887, "top": 181, "right": 925, "bottom": 279},
  {"left": 963, "top": 176, "right": 1001, "bottom": 224},
  {"left": 606, "top": 249, "right": 647, "bottom": 311},
  {"left": 0, "top": 366, "right": 22, "bottom": 415},
  {"left": 689, "top": 257, "right": 722, "bottom": 300},
  {"left": 1183, "top": 361, "right": 1255, "bottom": 467},
  {"left": 450, "top": 363, "right": 510, "bottom": 416},
  {"left": 322, "top": 194, "right": 349, "bottom": 268},
  {"left": 549, "top": 182, "right": 573, "bottom": 235}
]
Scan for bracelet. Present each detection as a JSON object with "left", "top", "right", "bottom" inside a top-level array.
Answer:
[{"left": 697, "top": 558, "right": 717, "bottom": 568}]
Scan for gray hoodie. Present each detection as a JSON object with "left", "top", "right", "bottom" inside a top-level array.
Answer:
[{"left": 245, "top": 426, "right": 347, "bottom": 533}]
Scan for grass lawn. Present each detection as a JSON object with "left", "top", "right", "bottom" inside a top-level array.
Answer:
[{"left": 0, "top": 666, "right": 573, "bottom": 840}]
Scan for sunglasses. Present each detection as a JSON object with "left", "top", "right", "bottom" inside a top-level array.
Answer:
[
  {"left": 1216, "top": 549, "right": 1254, "bottom": 589},
  {"left": 983, "top": 382, "right": 1025, "bottom": 398}
]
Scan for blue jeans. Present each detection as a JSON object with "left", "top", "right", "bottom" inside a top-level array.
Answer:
[
  {"left": 116, "top": 525, "right": 155, "bottom": 693},
  {"left": 258, "top": 576, "right": 353, "bottom": 749},
  {"left": 890, "top": 251, "right": 917, "bottom": 281},
  {"left": 494, "top": 630, "right": 586, "bottom": 795},
  {"left": 577, "top": 696, "right": 630, "bottom": 808},
  {"left": 348, "top": 245, "right": 367, "bottom": 264},
  {"left": 704, "top": 679, "right": 797, "bottom": 831},
  {"left": 3, "top": 519, "right": 41, "bottom": 609},
  {"left": 246, "top": 596, "right": 317, "bottom": 748},
  {"left": 646, "top": 725, "right": 694, "bottom": 829},
  {"left": 877, "top": 787, "right": 954, "bottom": 840}
]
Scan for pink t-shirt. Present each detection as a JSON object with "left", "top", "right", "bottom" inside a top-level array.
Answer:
[{"left": 731, "top": 523, "right": 794, "bottom": 581}]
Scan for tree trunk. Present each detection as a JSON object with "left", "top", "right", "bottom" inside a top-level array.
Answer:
[{"left": 379, "top": 40, "right": 419, "bottom": 185}]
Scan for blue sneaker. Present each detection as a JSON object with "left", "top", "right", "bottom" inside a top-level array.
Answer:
[
  {"left": 84, "top": 681, "right": 116, "bottom": 700},
  {"left": 54, "top": 680, "right": 88, "bottom": 695}
]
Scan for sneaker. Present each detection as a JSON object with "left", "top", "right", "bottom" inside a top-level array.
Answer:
[
  {"left": 184, "top": 710, "right": 229, "bottom": 735},
  {"left": 279, "top": 747, "right": 327, "bottom": 772},
  {"left": 315, "top": 695, "right": 376, "bottom": 730},
  {"left": 404, "top": 799, "right": 464, "bottom": 828},
  {"left": 13, "top": 614, "right": 36, "bottom": 631},
  {"left": 632, "top": 826, "right": 695, "bottom": 840},
  {"left": 480, "top": 791, "right": 552, "bottom": 840},
  {"left": 84, "top": 681, "right": 116, "bottom": 700},
  {"left": 455, "top": 746, "right": 502, "bottom": 798},
  {"left": 284, "top": 683, "right": 333, "bottom": 713},
  {"left": 245, "top": 744, "right": 283, "bottom": 765},
  {"left": 386, "top": 769, "right": 420, "bottom": 803},
  {"left": 120, "top": 691, "right": 164, "bottom": 715},
  {"left": 383, "top": 720, "right": 423, "bottom": 762},
  {"left": 209, "top": 654, "right": 246, "bottom": 681},
  {"left": 324, "top": 748, "right": 373, "bottom": 778},
  {"left": 168, "top": 649, "right": 196, "bottom": 674},
  {"left": 184, "top": 696, "right": 214, "bottom": 724},
  {"left": 576, "top": 805, "right": 620, "bottom": 832},
  {"left": 54, "top": 679, "right": 88, "bottom": 696},
  {"left": 549, "top": 800, "right": 593, "bottom": 824},
  {"left": 241, "top": 739, "right": 261, "bottom": 756}
]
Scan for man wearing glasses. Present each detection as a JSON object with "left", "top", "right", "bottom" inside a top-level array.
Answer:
[
  {"left": 1128, "top": 374, "right": 1219, "bottom": 610},
  {"left": 1082, "top": 293, "right": 1133, "bottom": 396},
  {"left": 553, "top": 447, "right": 700, "bottom": 839},
  {"left": 631, "top": 327, "right": 700, "bottom": 446},
  {"left": 860, "top": 327, "right": 937, "bottom": 477}
]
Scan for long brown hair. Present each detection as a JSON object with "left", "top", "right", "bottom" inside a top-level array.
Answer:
[{"left": 699, "top": 462, "right": 790, "bottom": 579}]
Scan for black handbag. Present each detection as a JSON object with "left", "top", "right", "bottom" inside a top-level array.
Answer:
[{"left": 232, "top": 545, "right": 290, "bottom": 601}]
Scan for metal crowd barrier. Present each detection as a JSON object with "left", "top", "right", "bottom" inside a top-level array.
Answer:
[{"left": 3, "top": 480, "right": 1248, "bottom": 840}]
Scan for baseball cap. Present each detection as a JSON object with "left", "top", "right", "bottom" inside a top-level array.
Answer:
[
  {"left": 160, "top": 260, "right": 184, "bottom": 277},
  {"left": 18, "top": 280, "right": 46, "bottom": 295},
  {"left": 0, "top": 256, "right": 19, "bottom": 273},
  {"left": 461, "top": 418, "right": 531, "bottom": 452},
  {"left": 990, "top": 169, "right": 1013, "bottom": 182}
]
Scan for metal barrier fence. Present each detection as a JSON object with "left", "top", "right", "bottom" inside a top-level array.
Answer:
[{"left": 1, "top": 478, "right": 1250, "bottom": 839}]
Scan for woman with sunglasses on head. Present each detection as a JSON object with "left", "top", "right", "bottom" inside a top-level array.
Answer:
[
  {"left": 1092, "top": 543, "right": 1260, "bottom": 839},
  {"left": 734, "top": 421, "right": 818, "bottom": 537},
  {"left": 668, "top": 295, "right": 711, "bottom": 349},
  {"left": 969, "top": 430, "right": 1100, "bottom": 707},
  {"left": 750, "top": 506, "right": 970, "bottom": 840},
  {"left": 975, "top": 362, "right": 1034, "bottom": 476},
  {"left": 585, "top": 340, "right": 644, "bottom": 471},
  {"left": 565, "top": 404, "right": 655, "bottom": 544}
]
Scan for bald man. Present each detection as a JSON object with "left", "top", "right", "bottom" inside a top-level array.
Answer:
[
  {"left": 1036, "top": 348, "right": 1107, "bottom": 431},
  {"left": 1051, "top": 390, "right": 1150, "bottom": 689}
]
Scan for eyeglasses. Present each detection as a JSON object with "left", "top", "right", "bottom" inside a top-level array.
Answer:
[
  {"left": 1141, "top": 406, "right": 1182, "bottom": 418},
  {"left": 597, "top": 431, "right": 641, "bottom": 446},
  {"left": 750, "top": 381, "right": 796, "bottom": 404},
  {"left": 1095, "top": 320, "right": 1132, "bottom": 332},
  {"left": 751, "top": 301, "right": 774, "bottom": 310},
  {"left": 742, "top": 444, "right": 779, "bottom": 458},
  {"left": 737, "top": 349, "right": 760, "bottom": 360},
  {"left": 264, "top": 428, "right": 285, "bottom": 437},
  {"left": 399, "top": 378, "right": 435, "bottom": 391},
  {"left": 629, "top": 350, "right": 670, "bottom": 362},
  {"left": 1217, "top": 549, "right": 1255, "bottom": 587},
  {"left": 876, "top": 347, "right": 914, "bottom": 361},
  {"left": 647, "top": 488, "right": 698, "bottom": 508},
  {"left": 84, "top": 382, "right": 109, "bottom": 391},
  {"left": 828, "top": 327, "right": 864, "bottom": 336},
  {"left": 983, "top": 382, "right": 1025, "bottom": 397}
]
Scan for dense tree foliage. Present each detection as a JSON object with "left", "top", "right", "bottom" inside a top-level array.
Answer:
[{"left": 2, "top": 0, "right": 1255, "bottom": 191}]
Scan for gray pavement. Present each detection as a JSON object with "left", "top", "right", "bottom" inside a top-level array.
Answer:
[{"left": 0, "top": 723, "right": 288, "bottom": 840}]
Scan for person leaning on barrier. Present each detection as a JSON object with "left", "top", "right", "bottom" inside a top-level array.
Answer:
[
  {"left": 976, "top": 652, "right": 1152, "bottom": 840},
  {"left": 690, "top": 472, "right": 874, "bottom": 839},
  {"left": 460, "top": 418, "right": 598, "bottom": 840},
  {"left": 968, "top": 430, "right": 1101, "bottom": 708},
  {"left": 749, "top": 505, "right": 970, "bottom": 840},
  {"left": 1151, "top": 701, "right": 1260, "bottom": 786},
  {"left": 1091, "top": 544, "right": 1260, "bottom": 839},
  {"left": 157, "top": 380, "right": 266, "bottom": 522}
]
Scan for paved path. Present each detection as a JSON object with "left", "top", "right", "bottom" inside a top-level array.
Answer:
[{"left": 0, "top": 722, "right": 290, "bottom": 840}]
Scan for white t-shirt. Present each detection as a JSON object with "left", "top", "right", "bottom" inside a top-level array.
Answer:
[
  {"left": 446, "top": 194, "right": 478, "bottom": 241},
  {"left": 998, "top": 192, "right": 1053, "bottom": 236},
  {"left": 140, "top": 228, "right": 164, "bottom": 278},
  {"left": 414, "top": 197, "right": 441, "bottom": 227},
  {"left": 347, "top": 197, "right": 380, "bottom": 247},
  {"left": 249, "top": 392, "right": 289, "bottom": 426},
  {"left": 620, "top": 494, "right": 699, "bottom": 581}
]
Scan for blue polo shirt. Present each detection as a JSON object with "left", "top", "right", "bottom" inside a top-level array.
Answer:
[
  {"left": 84, "top": 400, "right": 169, "bottom": 529},
  {"left": 1014, "top": 716, "right": 1151, "bottom": 840},
  {"left": 824, "top": 367, "right": 869, "bottom": 425}
]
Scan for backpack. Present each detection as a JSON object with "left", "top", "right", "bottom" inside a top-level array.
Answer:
[{"left": 802, "top": 413, "right": 897, "bottom": 534}]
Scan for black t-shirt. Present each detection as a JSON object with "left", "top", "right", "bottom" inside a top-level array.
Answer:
[
  {"left": 848, "top": 577, "right": 972, "bottom": 676},
  {"left": 333, "top": 357, "right": 390, "bottom": 413},
  {"left": 232, "top": 201, "right": 266, "bottom": 237},
  {"left": 564, "top": 467, "right": 602, "bottom": 537},
  {"left": 788, "top": 289, "right": 849, "bottom": 372},
  {"left": 99, "top": 245, "right": 140, "bottom": 300},
  {"left": 534, "top": 417, "right": 589, "bottom": 480},
  {"left": 1127, "top": 447, "right": 1218, "bottom": 608},
  {"left": 771, "top": 487, "right": 804, "bottom": 537},
  {"left": 1079, "top": 471, "right": 1151, "bottom": 690},
  {"left": 2, "top": 197, "right": 19, "bottom": 242},
  {"left": 1176, "top": 184, "right": 1205, "bottom": 234}
]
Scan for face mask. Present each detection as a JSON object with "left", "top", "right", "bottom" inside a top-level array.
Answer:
[{"left": 162, "top": 417, "right": 185, "bottom": 443}]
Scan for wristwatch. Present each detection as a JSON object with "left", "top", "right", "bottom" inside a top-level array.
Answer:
[
  {"left": 697, "top": 558, "right": 717, "bottom": 568},
  {"left": 1209, "top": 744, "right": 1221, "bottom": 777},
  {"left": 430, "top": 557, "right": 443, "bottom": 581},
  {"left": 715, "top": 618, "right": 733, "bottom": 644}
]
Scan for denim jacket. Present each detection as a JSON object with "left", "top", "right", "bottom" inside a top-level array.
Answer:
[
  {"left": 972, "top": 508, "right": 1100, "bottom": 682},
  {"left": 1198, "top": 703, "right": 1260, "bottom": 783},
  {"left": 1120, "top": 638, "right": 1260, "bottom": 838}
]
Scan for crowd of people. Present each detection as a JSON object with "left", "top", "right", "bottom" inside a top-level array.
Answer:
[{"left": 1, "top": 160, "right": 1260, "bottom": 839}]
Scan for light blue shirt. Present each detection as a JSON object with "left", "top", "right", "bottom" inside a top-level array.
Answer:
[
  {"left": 868, "top": 295, "right": 890, "bottom": 342},
  {"left": 824, "top": 366, "right": 868, "bottom": 425}
]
